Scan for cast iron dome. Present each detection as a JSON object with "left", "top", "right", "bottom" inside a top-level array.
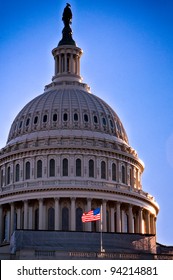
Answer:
[{"left": 7, "top": 3, "right": 129, "bottom": 146}]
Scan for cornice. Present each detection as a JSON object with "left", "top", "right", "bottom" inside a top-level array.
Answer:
[{"left": 0, "top": 181, "right": 159, "bottom": 213}]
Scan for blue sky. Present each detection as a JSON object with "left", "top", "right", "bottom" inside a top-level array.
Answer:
[{"left": 1, "top": 0, "right": 173, "bottom": 245}]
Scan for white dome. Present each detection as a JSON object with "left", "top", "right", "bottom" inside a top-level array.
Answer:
[{"left": 7, "top": 85, "right": 129, "bottom": 145}]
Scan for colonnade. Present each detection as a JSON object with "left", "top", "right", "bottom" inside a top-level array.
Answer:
[
  {"left": 0, "top": 197, "right": 156, "bottom": 243},
  {"left": 52, "top": 45, "right": 82, "bottom": 79}
]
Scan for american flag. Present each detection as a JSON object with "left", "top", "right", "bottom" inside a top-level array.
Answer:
[{"left": 81, "top": 208, "right": 101, "bottom": 223}]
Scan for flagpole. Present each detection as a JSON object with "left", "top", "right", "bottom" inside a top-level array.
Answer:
[{"left": 100, "top": 204, "right": 103, "bottom": 253}]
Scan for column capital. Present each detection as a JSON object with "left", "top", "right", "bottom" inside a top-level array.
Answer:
[
  {"left": 116, "top": 201, "right": 121, "bottom": 207},
  {"left": 23, "top": 200, "right": 28, "bottom": 204}
]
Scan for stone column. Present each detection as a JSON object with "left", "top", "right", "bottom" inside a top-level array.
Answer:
[
  {"left": 153, "top": 216, "right": 156, "bottom": 235},
  {"left": 132, "top": 166, "right": 135, "bottom": 188},
  {"left": 70, "top": 54, "right": 73, "bottom": 73},
  {"left": 135, "top": 213, "right": 139, "bottom": 233},
  {"left": 65, "top": 53, "right": 67, "bottom": 73},
  {"left": 10, "top": 203, "right": 15, "bottom": 235},
  {"left": 24, "top": 200, "right": 28, "bottom": 230},
  {"left": 128, "top": 204, "right": 134, "bottom": 233},
  {"left": 70, "top": 197, "right": 76, "bottom": 231},
  {"left": 110, "top": 207, "right": 115, "bottom": 232},
  {"left": 28, "top": 206, "right": 33, "bottom": 230},
  {"left": 146, "top": 211, "right": 150, "bottom": 234},
  {"left": 78, "top": 56, "right": 80, "bottom": 76},
  {"left": 150, "top": 214, "right": 155, "bottom": 234},
  {"left": 55, "top": 198, "right": 60, "bottom": 230},
  {"left": 59, "top": 54, "right": 61, "bottom": 74},
  {"left": 121, "top": 209, "right": 125, "bottom": 232},
  {"left": 0, "top": 205, "right": 3, "bottom": 243},
  {"left": 38, "top": 199, "right": 43, "bottom": 230},
  {"left": 102, "top": 200, "right": 107, "bottom": 232},
  {"left": 139, "top": 208, "right": 143, "bottom": 234},
  {"left": 16, "top": 208, "right": 21, "bottom": 229},
  {"left": 86, "top": 198, "right": 92, "bottom": 231},
  {"left": 55, "top": 56, "right": 58, "bottom": 75},
  {"left": 116, "top": 202, "right": 121, "bottom": 232}
]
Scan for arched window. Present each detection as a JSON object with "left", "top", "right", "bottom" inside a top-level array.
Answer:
[
  {"left": 34, "top": 116, "right": 38, "bottom": 124},
  {"left": 19, "top": 120, "right": 23, "bottom": 129},
  {"left": 122, "top": 165, "right": 125, "bottom": 184},
  {"left": 110, "top": 119, "right": 113, "bottom": 128},
  {"left": 26, "top": 118, "right": 30, "bottom": 127},
  {"left": 74, "top": 113, "right": 78, "bottom": 121},
  {"left": 43, "top": 114, "right": 48, "bottom": 123},
  {"left": 93, "top": 115, "right": 98, "bottom": 124},
  {"left": 37, "top": 160, "right": 42, "bottom": 178},
  {"left": 63, "top": 158, "right": 68, "bottom": 176},
  {"left": 62, "top": 207, "right": 69, "bottom": 230},
  {"left": 89, "top": 159, "right": 94, "bottom": 178},
  {"left": 76, "top": 159, "right": 81, "bottom": 177},
  {"left": 49, "top": 159, "right": 55, "bottom": 177},
  {"left": 112, "top": 163, "right": 116, "bottom": 181},
  {"left": 101, "top": 161, "right": 106, "bottom": 179},
  {"left": 76, "top": 207, "right": 83, "bottom": 231},
  {"left": 25, "top": 161, "right": 30, "bottom": 180},
  {"left": 53, "top": 113, "right": 57, "bottom": 122},
  {"left": 7, "top": 166, "right": 10, "bottom": 185},
  {"left": 102, "top": 117, "right": 106, "bottom": 126},
  {"left": 48, "top": 207, "right": 55, "bottom": 230},
  {"left": 84, "top": 114, "right": 89, "bottom": 122},
  {"left": 63, "top": 113, "right": 68, "bottom": 121},
  {"left": 15, "top": 164, "right": 20, "bottom": 182}
]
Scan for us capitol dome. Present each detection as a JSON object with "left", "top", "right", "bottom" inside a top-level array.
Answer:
[{"left": 0, "top": 4, "right": 164, "bottom": 260}]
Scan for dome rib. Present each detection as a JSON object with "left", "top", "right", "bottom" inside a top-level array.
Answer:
[{"left": 7, "top": 87, "right": 129, "bottom": 145}]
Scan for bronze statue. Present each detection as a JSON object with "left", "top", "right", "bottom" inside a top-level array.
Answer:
[
  {"left": 58, "top": 3, "right": 76, "bottom": 46},
  {"left": 62, "top": 3, "right": 72, "bottom": 27}
]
